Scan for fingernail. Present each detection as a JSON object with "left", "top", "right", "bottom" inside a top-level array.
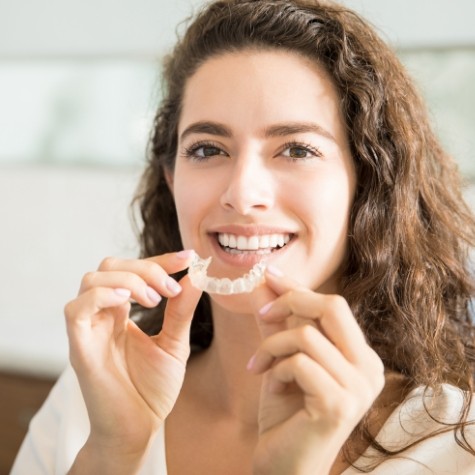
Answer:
[
  {"left": 259, "top": 300, "right": 274, "bottom": 316},
  {"left": 146, "top": 286, "right": 162, "bottom": 304},
  {"left": 246, "top": 354, "right": 256, "bottom": 371},
  {"left": 114, "top": 288, "right": 131, "bottom": 298},
  {"left": 176, "top": 249, "right": 195, "bottom": 259},
  {"left": 166, "top": 277, "right": 182, "bottom": 295},
  {"left": 266, "top": 265, "right": 283, "bottom": 277}
]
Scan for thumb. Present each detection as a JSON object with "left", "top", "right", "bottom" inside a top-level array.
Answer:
[
  {"left": 250, "top": 281, "right": 286, "bottom": 340},
  {"left": 154, "top": 274, "right": 202, "bottom": 360}
]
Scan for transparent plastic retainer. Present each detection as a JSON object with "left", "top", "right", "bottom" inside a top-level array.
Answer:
[{"left": 188, "top": 253, "right": 266, "bottom": 295}]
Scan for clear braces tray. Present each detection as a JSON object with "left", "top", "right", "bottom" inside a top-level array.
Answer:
[{"left": 188, "top": 254, "right": 266, "bottom": 294}]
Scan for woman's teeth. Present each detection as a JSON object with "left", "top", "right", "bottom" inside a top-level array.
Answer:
[{"left": 217, "top": 233, "right": 291, "bottom": 253}]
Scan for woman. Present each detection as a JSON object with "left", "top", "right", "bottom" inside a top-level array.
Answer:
[{"left": 12, "top": 0, "right": 475, "bottom": 473}]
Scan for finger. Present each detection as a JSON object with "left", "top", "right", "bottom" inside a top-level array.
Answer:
[
  {"left": 145, "top": 249, "right": 196, "bottom": 274},
  {"left": 269, "top": 353, "right": 341, "bottom": 401},
  {"left": 249, "top": 264, "right": 308, "bottom": 340},
  {"left": 65, "top": 287, "right": 132, "bottom": 326},
  {"left": 98, "top": 256, "right": 184, "bottom": 299},
  {"left": 97, "top": 250, "right": 194, "bottom": 298},
  {"left": 248, "top": 325, "right": 355, "bottom": 389},
  {"left": 270, "top": 354, "right": 376, "bottom": 424},
  {"left": 80, "top": 270, "right": 165, "bottom": 308},
  {"left": 263, "top": 264, "right": 306, "bottom": 295},
  {"left": 153, "top": 274, "right": 203, "bottom": 360},
  {"left": 250, "top": 281, "right": 286, "bottom": 339},
  {"left": 259, "top": 290, "right": 367, "bottom": 364},
  {"left": 65, "top": 288, "right": 131, "bottom": 367}
]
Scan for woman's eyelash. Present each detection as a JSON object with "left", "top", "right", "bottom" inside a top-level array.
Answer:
[
  {"left": 279, "top": 141, "right": 323, "bottom": 160},
  {"left": 182, "top": 140, "right": 322, "bottom": 161},
  {"left": 182, "top": 140, "right": 228, "bottom": 160}
]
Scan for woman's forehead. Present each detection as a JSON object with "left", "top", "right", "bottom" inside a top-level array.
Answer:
[{"left": 178, "top": 49, "right": 345, "bottom": 141}]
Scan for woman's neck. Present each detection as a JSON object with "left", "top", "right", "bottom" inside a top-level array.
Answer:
[{"left": 186, "top": 300, "right": 263, "bottom": 426}]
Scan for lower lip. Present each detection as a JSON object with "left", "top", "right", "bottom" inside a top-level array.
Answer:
[{"left": 209, "top": 234, "right": 294, "bottom": 268}]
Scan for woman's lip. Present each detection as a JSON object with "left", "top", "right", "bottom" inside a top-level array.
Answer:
[{"left": 208, "top": 224, "right": 297, "bottom": 236}]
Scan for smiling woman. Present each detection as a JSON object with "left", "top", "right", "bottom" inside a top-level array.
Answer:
[{"left": 11, "top": 1, "right": 475, "bottom": 474}]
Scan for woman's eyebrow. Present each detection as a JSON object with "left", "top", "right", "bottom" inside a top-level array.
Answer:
[
  {"left": 179, "top": 120, "right": 336, "bottom": 143},
  {"left": 264, "top": 122, "right": 336, "bottom": 142},
  {"left": 179, "top": 121, "right": 232, "bottom": 142}
]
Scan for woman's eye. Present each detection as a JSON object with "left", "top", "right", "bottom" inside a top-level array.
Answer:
[
  {"left": 196, "top": 145, "right": 223, "bottom": 158},
  {"left": 285, "top": 146, "right": 309, "bottom": 159},
  {"left": 281, "top": 143, "right": 321, "bottom": 160},
  {"left": 184, "top": 143, "right": 228, "bottom": 160}
]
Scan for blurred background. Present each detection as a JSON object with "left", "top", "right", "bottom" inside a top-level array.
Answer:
[{"left": 0, "top": 0, "right": 474, "bottom": 471}]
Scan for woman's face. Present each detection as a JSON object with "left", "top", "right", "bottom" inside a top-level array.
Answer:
[{"left": 171, "top": 49, "right": 356, "bottom": 298}]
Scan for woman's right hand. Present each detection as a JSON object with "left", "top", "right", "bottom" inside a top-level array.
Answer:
[{"left": 64, "top": 250, "right": 202, "bottom": 472}]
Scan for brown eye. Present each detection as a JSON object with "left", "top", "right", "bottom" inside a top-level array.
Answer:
[
  {"left": 280, "top": 142, "right": 321, "bottom": 161},
  {"left": 184, "top": 142, "right": 228, "bottom": 161},
  {"left": 199, "top": 146, "right": 222, "bottom": 157},
  {"left": 288, "top": 146, "right": 308, "bottom": 159}
]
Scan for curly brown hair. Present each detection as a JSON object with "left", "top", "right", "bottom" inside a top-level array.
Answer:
[{"left": 132, "top": 0, "right": 475, "bottom": 469}]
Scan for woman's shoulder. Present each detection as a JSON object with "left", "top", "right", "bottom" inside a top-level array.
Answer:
[
  {"left": 381, "top": 383, "right": 475, "bottom": 449},
  {"left": 400, "top": 383, "right": 475, "bottom": 419},
  {"left": 349, "top": 384, "right": 475, "bottom": 474}
]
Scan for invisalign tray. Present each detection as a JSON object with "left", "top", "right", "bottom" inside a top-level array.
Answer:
[{"left": 188, "top": 253, "right": 266, "bottom": 294}]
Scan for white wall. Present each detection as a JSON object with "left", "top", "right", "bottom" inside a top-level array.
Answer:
[
  {"left": 0, "top": 0, "right": 205, "bottom": 58},
  {"left": 343, "top": 0, "right": 475, "bottom": 48},
  {"left": 1, "top": 0, "right": 475, "bottom": 377},
  {"left": 0, "top": 167, "right": 140, "bottom": 376},
  {"left": 1, "top": 0, "right": 475, "bottom": 59}
]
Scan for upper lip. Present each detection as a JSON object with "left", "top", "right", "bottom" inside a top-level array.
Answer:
[{"left": 208, "top": 224, "right": 297, "bottom": 236}]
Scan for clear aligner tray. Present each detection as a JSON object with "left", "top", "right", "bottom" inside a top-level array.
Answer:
[{"left": 188, "top": 254, "right": 266, "bottom": 294}]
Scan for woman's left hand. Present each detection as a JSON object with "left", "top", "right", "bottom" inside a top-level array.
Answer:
[{"left": 248, "top": 267, "right": 385, "bottom": 475}]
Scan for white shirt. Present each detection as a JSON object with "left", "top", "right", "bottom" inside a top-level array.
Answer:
[{"left": 11, "top": 366, "right": 475, "bottom": 474}]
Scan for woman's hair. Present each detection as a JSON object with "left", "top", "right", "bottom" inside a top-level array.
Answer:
[{"left": 132, "top": 0, "right": 475, "bottom": 469}]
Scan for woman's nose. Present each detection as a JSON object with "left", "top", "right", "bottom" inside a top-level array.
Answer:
[{"left": 220, "top": 156, "right": 274, "bottom": 215}]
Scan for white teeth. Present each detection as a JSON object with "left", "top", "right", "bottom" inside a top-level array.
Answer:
[
  {"left": 248, "top": 236, "right": 259, "bottom": 250},
  {"left": 260, "top": 235, "right": 270, "bottom": 248},
  {"left": 217, "top": 233, "right": 291, "bottom": 251},
  {"left": 236, "top": 235, "right": 247, "bottom": 250},
  {"left": 220, "top": 234, "right": 229, "bottom": 247}
]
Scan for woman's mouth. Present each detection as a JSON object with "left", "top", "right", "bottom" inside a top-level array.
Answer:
[{"left": 217, "top": 233, "right": 293, "bottom": 255}]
